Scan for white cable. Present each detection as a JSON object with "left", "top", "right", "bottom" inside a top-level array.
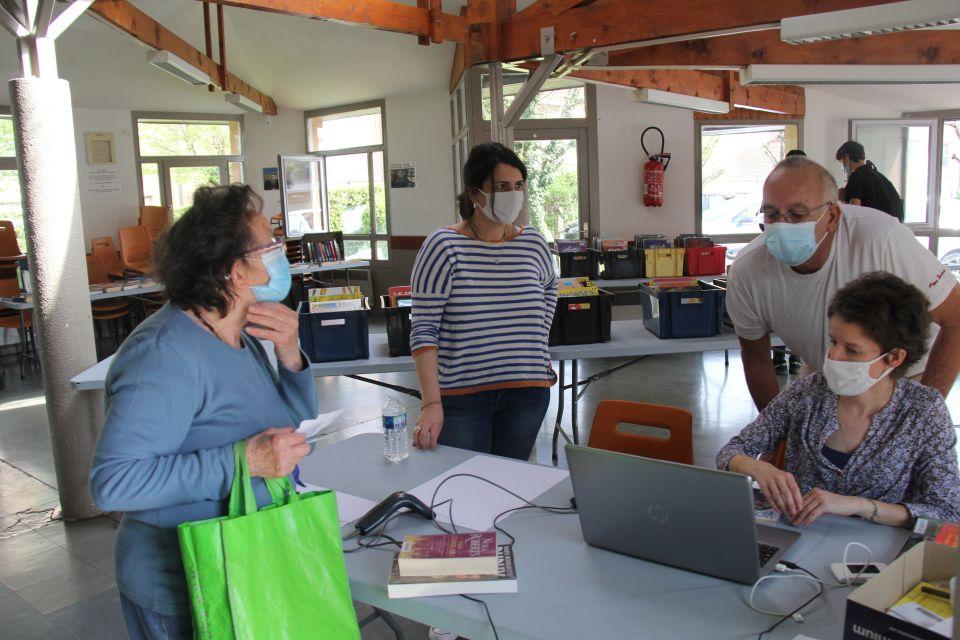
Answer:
[
  {"left": 841, "top": 541, "right": 873, "bottom": 587},
  {"left": 748, "top": 573, "right": 823, "bottom": 616}
]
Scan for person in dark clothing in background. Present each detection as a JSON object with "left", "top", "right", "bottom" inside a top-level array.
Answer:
[{"left": 836, "top": 140, "right": 904, "bottom": 222}]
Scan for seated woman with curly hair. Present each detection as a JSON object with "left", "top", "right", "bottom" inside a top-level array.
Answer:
[{"left": 717, "top": 271, "right": 960, "bottom": 527}]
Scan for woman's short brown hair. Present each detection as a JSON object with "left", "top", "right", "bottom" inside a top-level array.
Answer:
[{"left": 827, "top": 271, "right": 931, "bottom": 377}]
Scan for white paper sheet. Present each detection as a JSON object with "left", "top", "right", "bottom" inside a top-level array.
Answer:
[
  {"left": 297, "top": 482, "right": 376, "bottom": 526},
  {"left": 408, "top": 455, "right": 569, "bottom": 532},
  {"left": 296, "top": 410, "right": 343, "bottom": 443}
]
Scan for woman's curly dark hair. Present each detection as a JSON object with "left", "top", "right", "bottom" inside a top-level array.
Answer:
[
  {"left": 457, "top": 142, "right": 527, "bottom": 219},
  {"left": 154, "top": 184, "right": 262, "bottom": 317},
  {"left": 827, "top": 271, "right": 931, "bottom": 377}
]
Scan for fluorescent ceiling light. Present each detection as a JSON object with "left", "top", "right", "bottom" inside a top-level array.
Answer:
[
  {"left": 147, "top": 50, "right": 211, "bottom": 86},
  {"left": 225, "top": 92, "right": 264, "bottom": 114},
  {"left": 741, "top": 64, "right": 960, "bottom": 85},
  {"left": 781, "top": 0, "right": 960, "bottom": 44},
  {"left": 631, "top": 88, "right": 730, "bottom": 114}
]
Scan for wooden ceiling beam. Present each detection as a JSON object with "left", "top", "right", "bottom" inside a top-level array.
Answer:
[
  {"left": 90, "top": 0, "right": 278, "bottom": 115},
  {"left": 200, "top": 0, "right": 468, "bottom": 44},
  {"left": 607, "top": 29, "right": 960, "bottom": 68},
  {"left": 501, "top": 0, "right": 892, "bottom": 62},
  {"left": 514, "top": 0, "right": 595, "bottom": 21},
  {"left": 570, "top": 68, "right": 805, "bottom": 115}
]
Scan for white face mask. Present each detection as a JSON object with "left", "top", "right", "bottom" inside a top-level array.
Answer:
[
  {"left": 822, "top": 351, "right": 894, "bottom": 396},
  {"left": 476, "top": 189, "right": 524, "bottom": 225}
]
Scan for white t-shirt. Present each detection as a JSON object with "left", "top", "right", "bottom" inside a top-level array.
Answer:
[{"left": 727, "top": 204, "right": 956, "bottom": 375}]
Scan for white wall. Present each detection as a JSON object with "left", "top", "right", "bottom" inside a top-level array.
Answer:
[
  {"left": 242, "top": 106, "right": 306, "bottom": 217},
  {"left": 801, "top": 87, "right": 901, "bottom": 185},
  {"left": 595, "top": 84, "right": 697, "bottom": 239},
  {"left": 384, "top": 91, "right": 455, "bottom": 236}
]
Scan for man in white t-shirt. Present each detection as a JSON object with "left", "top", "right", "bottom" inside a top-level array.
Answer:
[{"left": 727, "top": 156, "right": 960, "bottom": 410}]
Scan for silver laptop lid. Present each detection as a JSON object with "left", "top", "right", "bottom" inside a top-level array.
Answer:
[{"left": 566, "top": 444, "right": 765, "bottom": 584}]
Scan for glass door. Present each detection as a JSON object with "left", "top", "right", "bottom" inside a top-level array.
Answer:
[
  {"left": 279, "top": 155, "right": 325, "bottom": 237},
  {"left": 163, "top": 161, "right": 228, "bottom": 220},
  {"left": 513, "top": 131, "right": 587, "bottom": 243},
  {"left": 851, "top": 119, "right": 937, "bottom": 225}
]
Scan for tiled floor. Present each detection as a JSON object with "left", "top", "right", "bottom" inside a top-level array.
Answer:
[{"left": 0, "top": 314, "right": 958, "bottom": 640}]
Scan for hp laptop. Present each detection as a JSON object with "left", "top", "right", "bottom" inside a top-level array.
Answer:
[{"left": 566, "top": 444, "right": 800, "bottom": 585}]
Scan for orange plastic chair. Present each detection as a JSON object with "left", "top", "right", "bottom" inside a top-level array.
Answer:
[
  {"left": 0, "top": 221, "right": 24, "bottom": 259},
  {"left": 118, "top": 225, "right": 153, "bottom": 275},
  {"left": 91, "top": 237, "right": 127, "bottom": 279},
  {"left": 139, "top": 206, "right": 172, "bottom": 243},
  {"left": 587, "top": 400, "right": 694, "bottom": 465}
]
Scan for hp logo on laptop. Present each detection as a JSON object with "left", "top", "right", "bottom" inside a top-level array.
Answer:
[{"left": 647, "top": 504, "right": 669, "bottom": 525}]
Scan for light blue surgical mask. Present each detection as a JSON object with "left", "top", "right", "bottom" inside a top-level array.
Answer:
[
  {"left": 764, "top": 220, "right": 828, "bottom": 267},
  {"left": 250, "top": 246, "right": 292, "bottom": 302}
]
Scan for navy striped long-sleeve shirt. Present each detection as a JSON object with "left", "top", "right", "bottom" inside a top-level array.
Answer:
[{"left": 410, "top": 226, "right": 558, "bottom": 395}]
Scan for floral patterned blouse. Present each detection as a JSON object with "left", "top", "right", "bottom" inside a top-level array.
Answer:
[{"left": 716, "top": 373, "right": 960, "bottom": 523}]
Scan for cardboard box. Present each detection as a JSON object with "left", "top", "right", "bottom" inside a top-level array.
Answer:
[{"left": 845, "top": 541, "right": 958, "bottom": 640}]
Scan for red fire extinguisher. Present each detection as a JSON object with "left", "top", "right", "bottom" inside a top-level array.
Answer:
[{"left": 641, "top": 126, "right": 670, "bottom": 207}]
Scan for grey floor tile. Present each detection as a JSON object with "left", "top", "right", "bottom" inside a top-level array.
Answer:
[
  {"left": 45, "top": 587, "right": 128, "bottom": 640},
  {"left": 0, "top": 591, "right": 66, "bottom": 639},
  {"left": 14, "top": 560, "right": 115, "bottom": 615},
  {"left": 0, "top": 545, "right": 90, "bottom": 591},
  {"left": 0, "top": 529, "right": 59, "bottom": 564}
]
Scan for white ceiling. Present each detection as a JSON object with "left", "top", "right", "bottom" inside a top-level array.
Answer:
[
  {"left": 0, "top": 0, "right": 456, "bottom": 113},
  {"left": 0, "top": 1, "right": 954, "bottom": 115}
]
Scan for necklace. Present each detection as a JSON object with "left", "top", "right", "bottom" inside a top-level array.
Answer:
[
  {"left": 467, "top": 218, "right": 507, "bottom": 243},
  {"left": 190, "top": 309, "right": 234, "bottom": 346}
]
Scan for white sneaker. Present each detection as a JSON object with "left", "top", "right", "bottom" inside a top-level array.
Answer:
[{"left": 427, "top": 628, "right": 457, "bottom": 640}]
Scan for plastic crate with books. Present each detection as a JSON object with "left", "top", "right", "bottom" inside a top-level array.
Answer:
[
  {"left": 382, "top": 286, "right": 413, "bottom": 357},
  {"left": 639, "top": 277, "right": 725, "bottom": 339},
  {"left": 549, "top": 277, "right": 614, "bottom": 346},
  {"left": 298, "top": 286, "right": 369, "bottom": 363},
  {"left": 594, "top": 237, "right": 638, "bottom": 279},
  {"left": 637, "top": 236, "right": 685, "bottom": 277},
  {"left": 675, "top": 234, "right": 727, "bottom": 276},
  {"left": 553, "top": 239, "right": 596, "bottom": 279}
]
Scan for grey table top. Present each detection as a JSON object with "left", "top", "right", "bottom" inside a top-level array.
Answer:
[
  {"left": 301, "top": 434, "right": 909, "bottom": 640},
  {"left": 70, "top": 321, "right": 776, "bottom": 390}
]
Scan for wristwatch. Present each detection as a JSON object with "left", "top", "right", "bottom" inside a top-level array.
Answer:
[{"left": 868, "top": 500, "right": 880, "bottom": 523}]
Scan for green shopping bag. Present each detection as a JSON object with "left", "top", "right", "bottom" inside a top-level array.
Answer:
[{"left": 178, "top": 441, "right": 361, "bottom": 640}]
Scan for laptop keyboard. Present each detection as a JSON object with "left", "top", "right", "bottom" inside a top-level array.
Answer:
[{"left": 758, "top": 543, "right": 780, "bottom": 567}]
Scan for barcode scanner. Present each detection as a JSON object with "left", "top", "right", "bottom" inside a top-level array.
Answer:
[{"left": 354, "top": 491, "right": 435, "bottom": 536}]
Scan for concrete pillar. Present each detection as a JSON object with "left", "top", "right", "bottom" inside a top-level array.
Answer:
[{"left": 10, "top": 76, "right": 103, "bottom": 520}]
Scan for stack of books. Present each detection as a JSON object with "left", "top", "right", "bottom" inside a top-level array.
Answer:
[
  {"left": 638, "top": 236, "right": 672, "bottom": 250},
  {"left": 307, "top": 286, "right": 366, "bottom": 313},
  {"left": 388, "top": 285, "right": 412, "bottom": 308},
  {"left": 554, "top": 239, "right": 588, "bottom": 253},
  {"left": 557, "top": 277, "right": 599, "bottom": 298},
  {"left": 675, "top": 234, "right": 714, "bottom": 248},
  {"left": 387, "top": 532, "right": 517, "bottom": 598},
  {"left": 595, "top": 238, "right": 628, "bottom": 252},
  {"left": 304, "top": 240, "right": 343, "bottom": 263}
]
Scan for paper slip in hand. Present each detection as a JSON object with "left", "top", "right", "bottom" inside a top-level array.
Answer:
[
  {"left": 296, "top": 410, "right": 343, "bottom": 443},
  {"left": 297, "top": 482, "right": 376, "bottom": 526}
]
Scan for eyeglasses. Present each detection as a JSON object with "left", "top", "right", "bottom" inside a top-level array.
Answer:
[
  {"left": 757, "top": 201, "right": 833, "bottom": 225},
  {"left": 243, "top": 238, "right": 283, "bottom": 256}
]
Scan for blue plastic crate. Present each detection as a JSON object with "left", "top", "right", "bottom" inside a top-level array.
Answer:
[
  {"left": 639, "top": 280, "right": 724, "bottom": 339},
  {"left": 297, "top": 301, "right": 370, "bottom": 363}
]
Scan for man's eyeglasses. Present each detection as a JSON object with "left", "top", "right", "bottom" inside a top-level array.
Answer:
[{"left": 757, "top": 201, "right": 833, "bottom": 225}]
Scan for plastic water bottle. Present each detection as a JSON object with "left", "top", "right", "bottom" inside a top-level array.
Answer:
[{"left": 382, "top": 396, "right": 409, "bottom": 462}]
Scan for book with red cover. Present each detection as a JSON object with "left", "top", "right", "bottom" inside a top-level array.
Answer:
[
  {"left": 388, "top": 285, "right": 412, "bottom": 308},
  {"left": 398, "top": 532, "right": 498, "bottom": 577}
]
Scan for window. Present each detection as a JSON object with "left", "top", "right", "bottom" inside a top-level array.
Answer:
[
  {"left": 451, "top": 79, "right": 468, "bottom": 220},
  {"left": 696, "top": 122, "right": 801, "bottom": 240},
  {"left": 940, "top": 119, "right": 960, "bottom": 230},
  {"left": 133, "top": 114, "right": 245, "bottom": 220},
  {"left": 283, "top": 102, "right": 389, "bottom": 262},
  {"left": 481, "top": 73, "right": 587, "bottom": 120},
  {"left": 0, "top": 115, "right": 24, "bottom": 252}
]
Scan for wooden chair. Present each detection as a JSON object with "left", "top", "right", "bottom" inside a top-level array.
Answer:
[
  {"left": 587, "top": 400, "right": 694, "bottom": 465},
  {"left": 91, "top": 237, "right": 127, "bottom": 279},
  {"left": 139, "top": 206, "right": 172, "bottom": 243},
  {"left": 86, "top": 254, "right": 131, "bottom": 350},
  {"left": 118, "top": 225, "right": 153, "bottom": 275}
]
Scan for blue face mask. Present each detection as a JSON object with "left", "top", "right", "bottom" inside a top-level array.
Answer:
[
  {"left": 763, "top": 220, "right": 828, "bottom": 267},
  {"left": 250, "top": 246, "right": 292, "bottom": 302}
]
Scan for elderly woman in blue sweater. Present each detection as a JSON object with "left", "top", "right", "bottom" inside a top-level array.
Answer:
[{"left": 91, "top": 184, "right": 316, "bottom": 640}]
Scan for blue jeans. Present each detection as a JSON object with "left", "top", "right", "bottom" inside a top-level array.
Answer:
[
  {"left": 120, "top": 594, "right": 192, "bottom": 640},
  {"left": 439, "top": 387, "right": 550, "bottom": 459}
]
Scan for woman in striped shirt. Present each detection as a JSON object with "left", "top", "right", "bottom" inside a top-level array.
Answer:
[{"left": 410, "top": 142, "right": 557, "bottom": 460}]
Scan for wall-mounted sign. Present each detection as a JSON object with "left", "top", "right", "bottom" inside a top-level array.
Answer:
[{"left": 84, "top": 131, "right": 116, "bottom": 165}]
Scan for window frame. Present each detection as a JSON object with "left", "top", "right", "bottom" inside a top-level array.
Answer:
[
  {"left": 132, "top": 112, "right": 246, "bottom": 213},
  {"left": 694, "top": 118, "right": 804, "bottom": 245},
  {"left": 302, "top": 100, "right": 391, "bottom": 262},
  {"left": 0, "top": 107, "right": 24, "bottom": 252}
]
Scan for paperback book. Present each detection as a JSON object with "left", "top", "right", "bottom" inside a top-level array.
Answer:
[
  {"left": 388, "top": 545, "right": 517, "bottom": 599},
  {"left": 398, "top": 532, "right": 498, "bottom": 577}
]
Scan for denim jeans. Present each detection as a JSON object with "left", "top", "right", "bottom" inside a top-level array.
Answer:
[
  {"left": 120, "top": 594, "right": 192, "bottom": 640},
  {"left": 439, "top": 386, "right": 550, "bottom": 460}
]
